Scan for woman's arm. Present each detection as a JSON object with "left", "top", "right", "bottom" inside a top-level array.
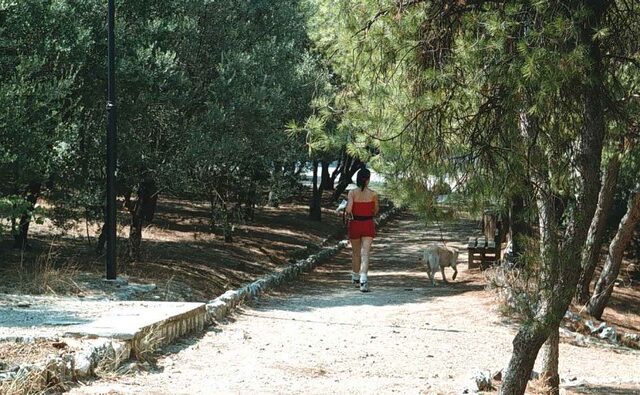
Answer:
[{"left": 346, "top": 189, "right": 354, "bottom": 215}]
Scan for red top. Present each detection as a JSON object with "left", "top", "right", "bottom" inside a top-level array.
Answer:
[{"left": 352, "top": 201, "right": 375, "bottom": 217}]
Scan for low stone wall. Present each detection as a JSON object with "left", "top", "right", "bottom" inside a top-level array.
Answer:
[{"left": 130, "top": 304, "right": 208, "bottom": 357}]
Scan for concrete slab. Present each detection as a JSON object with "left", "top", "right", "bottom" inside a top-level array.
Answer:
[
  {"left": 63, "top": 301, "right": 206, "bottom": 341},
  {"left": 0, "top": 295, "right": 205, "bottom": 346}
]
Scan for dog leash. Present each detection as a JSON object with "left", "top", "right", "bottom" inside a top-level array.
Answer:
[{"left": 436, "top": 219, "right": 447, "bottom": 247}]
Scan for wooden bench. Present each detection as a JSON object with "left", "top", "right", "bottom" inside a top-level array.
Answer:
[{"left": 467, "top": 229, "right": 501, "bottom": 269}]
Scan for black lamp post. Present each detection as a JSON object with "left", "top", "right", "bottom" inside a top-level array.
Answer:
[{"left": 105, "top": 0, "right": 117, "bottom": 280}]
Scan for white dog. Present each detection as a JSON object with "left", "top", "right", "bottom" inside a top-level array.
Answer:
[{"left": 418, "top": 245, "right": 459, "bottom": 286}]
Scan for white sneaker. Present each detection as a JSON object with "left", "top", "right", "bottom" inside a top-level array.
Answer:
[
  {"left": 351, "top": 273, "right": 360, "bottom": 287},
  {"left": 359, "top": 280, "right": 370, "bottom": 292}
]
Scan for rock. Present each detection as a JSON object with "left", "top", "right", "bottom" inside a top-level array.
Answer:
[
  {"left": 73, "top": 353, "right": 93, "bottom": 377},
  {"left": 116, "top": 361, "right": 141, "bottom": 375},
  {"left": 599, "top": 326, "right": 617, "bottom": 342},
  {"left": 45, "top": 356, "right": 66, "bottom": 384},
  {"left": 52, "top": 341, "right": 68, "bottom": 349},
  {"left": 104, "top": 277, "right": 128, "bottom": 286},
  {"left": 206, "top": 299, "right": 229, "bottom": 321},
  {"left": 471, "top": 370, "right": 494, "bottom": 391},
  {"left": 586, "top": 320, "right": 606, "bottom": 334},
  {"left": 0, "top": 371, "right": 17, "bottom": 381},
  {"left": 573, "top": 334, "right": 588, "bottom": 347},
  {"left": 530, "top": 370, "right": 540, "bottom": 380},
  {"left": 110, "top": 341, "right": 132, "bottom": 367},
  {"left": 564, "top": 311, "right": 580, "bottom": 321},
  {"left": 622, "top": 333, "right": 640, "bottom": 342}
]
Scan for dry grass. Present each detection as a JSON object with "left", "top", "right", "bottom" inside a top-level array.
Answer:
[
  {"left": 94, "top": 343, "right": 132, "bottom": 378},
  {"left": 485, "top": 264, "right": 541, "bottom": 320},
  {"left": 0, "top": 364, "right": 71, "bottom": 395},
  {"left": 14, "top": 240, "right": 83, "bottom": 296},
  {"left": 0, "top": 367, "right": 45, "bottom": 395},
  {"left": 0, "top": 341, "right": 60, "bottom": 367},
  {"left": 131, "top": 324, "right": 164, "bottom": 364},
  {"left": 525, "top": 377, "right": 557, "bottom": 395}
]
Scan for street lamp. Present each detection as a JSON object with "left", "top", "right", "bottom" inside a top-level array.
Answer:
[{"left": 105, "top": 0, "right": 117, "bottom": 280}]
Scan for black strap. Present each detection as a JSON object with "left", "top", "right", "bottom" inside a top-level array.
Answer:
[{"left": 352, "top": 215, "right": 374, "bottom": 221}]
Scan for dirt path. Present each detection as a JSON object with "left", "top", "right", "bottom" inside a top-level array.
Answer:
[{"left": 69, "top": 213, "right": 640, "bottom": 395}]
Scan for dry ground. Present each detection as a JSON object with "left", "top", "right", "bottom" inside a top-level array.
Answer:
[
  {"left": 67, "top": 213, "right": 640, "bottom": 395},
  {"left": 0, "top": 191, "right": 347, "bottom": 302},
  {"left": 2, "top": 193, "right": 639, "bottom": 394},
  {"left": 0, "top": 191, "right": 348, "bottom": 371}
]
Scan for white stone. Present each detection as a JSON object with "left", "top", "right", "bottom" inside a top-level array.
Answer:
[
  {"left": 471, "top": 370, "right": 494, "bottom": 391},
  {"left": 111, "top": 341, "right": 132, "bottom": 365},
  {"left": 74, "top": 353, "right": 93, "bottom": 377},
  {"left": 564, "top": 311, "right": 580, "bottom": 321},
  {"left": 586, "top": 320, "right": 606, "bottom": 334},
  {"left": 599, "top": 326, "right": 617, "bottom": 342},
  {"left": 573, "top": 333, "right": 589, "bottom": 347}
]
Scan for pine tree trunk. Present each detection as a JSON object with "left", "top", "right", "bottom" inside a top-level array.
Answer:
[
  {"left": 587, "top": 186, "right": 640, "bottom": 319},
  {"left": 13, "top": 182, "right": 42, "bottom": 250},
  {"left": 535, "top": 177, "right": 560, "bottom": 395},
  {"left": 268, "top": 163, "right": 283, "bottom": 208},
  {"left": 331, "top": 157, "right": 362, "bottom": 202},
  {"left": 96, "top": 220, "right": 107, "bottom": 255},
  {"left": 320, "top": 160, "right": 334, "bottom": 190},
  {"left": 129, "top": 214, "right": 143, "bottom": 262},
  {"left": 509, "top": 193, "right": 533, "bottom": 263},
  {"left": 330, "top": 153, "right": 344, "bottom": 185},
  {"left": 209, "top": 193, "right": 217, "bottom": 231},
  {"left": 245, "top": 184, "right": 256, "bottom": 221},
  {"left": 309, "top": 160, "right": 323, "bottom": 221},
  {"left": 501, "top": 327, "right": 549, "bottom": 395},
  {"left": 127, "top": 179, "right": 158, "bottom": 261},
  {"left": 540, "top": 328, "right": 560, "bottom": 395},
  {"left": 576, "top": 153, "right": 621, "bottom": 304},
  {"left": 501, "top": 39, "right": 607, "bottom": 385},
  {"left": 223, "top": 203, "right": 233, "bottom": 242}
]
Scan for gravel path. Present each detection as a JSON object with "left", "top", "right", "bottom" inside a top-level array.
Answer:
[{"left": 70, "top": 213, "right": 640, "bottom": 394}]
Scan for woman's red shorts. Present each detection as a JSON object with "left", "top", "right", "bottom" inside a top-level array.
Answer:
[{"left": 348, "top": 219, "right": 376, "bottom": 239}]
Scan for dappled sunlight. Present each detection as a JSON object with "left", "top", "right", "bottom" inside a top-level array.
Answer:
[{"left": 258, "top": 213, "right": 488, "bottom": 314}]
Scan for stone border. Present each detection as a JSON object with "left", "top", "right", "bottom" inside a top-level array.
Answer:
[
  {"left": 205, "top": 204, "right": 400, "bottom": 322},
  {"left": 0, "top": 204, "right": 401, "bottom": 393},
  {"left": 0, "top": 338, "right": 131, "bottom": 393}
]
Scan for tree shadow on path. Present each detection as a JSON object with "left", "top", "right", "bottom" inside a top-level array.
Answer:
[{"left": 251, "top": 212, "right": 486, "bottom": 312}]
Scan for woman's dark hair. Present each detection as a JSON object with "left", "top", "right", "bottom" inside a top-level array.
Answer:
[{"left": 356, "top": 168, "right": 371, "bottom": 191}]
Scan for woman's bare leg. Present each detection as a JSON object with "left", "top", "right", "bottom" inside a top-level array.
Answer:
[
  {"left": 350, "top": 238, "right": 362, "bottom": 279},
  {"left": 360, "top": 237, "right": 373, "bottom": 276},
  {"left": 359, "top": 237, "right": 374, "bottom": 287}
]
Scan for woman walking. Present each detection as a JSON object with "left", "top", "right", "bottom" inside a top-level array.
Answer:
[{"left": 346, "top": 168, "right": 379, "bottom": 292}]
